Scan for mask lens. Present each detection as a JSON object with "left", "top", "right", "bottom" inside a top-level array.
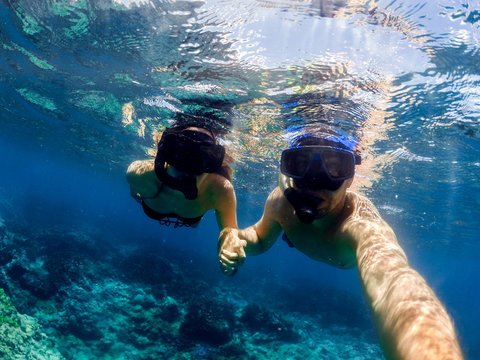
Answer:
[
  {"left": 281, "top": 149, "right": 313, "bottom": 178},
  {"left": 294, "top": 177, "right": 343, "bottom": 192},
  {"left": 281, "top": 146, "right": 355, "bottom": 191},
  {"left": 322, "top": 148, "right": 354, "bottom": 179}
]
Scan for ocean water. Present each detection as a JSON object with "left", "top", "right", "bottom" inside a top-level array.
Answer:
[{"left": 0, "top": 0, "right": 479, "bottom": 359}]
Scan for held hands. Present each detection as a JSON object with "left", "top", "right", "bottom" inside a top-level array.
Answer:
[{"left": 218, "top": 228, "right": 247, "bottom": 276}]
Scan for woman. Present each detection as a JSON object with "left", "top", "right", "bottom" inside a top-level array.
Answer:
[{"left": 126, "top": 124, "right": 237, "bottom": 230}]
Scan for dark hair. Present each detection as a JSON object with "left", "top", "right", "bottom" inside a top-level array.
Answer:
[{"left": 172, "top": 110, "right": 231, "bottom": 137}]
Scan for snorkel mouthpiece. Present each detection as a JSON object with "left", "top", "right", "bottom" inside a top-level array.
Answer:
[
  {"left": 284, "top": 188, "right": 324, "bottom": 224},
  {"left": 279, "top": 173, "right": 324, "bottom": 224}
]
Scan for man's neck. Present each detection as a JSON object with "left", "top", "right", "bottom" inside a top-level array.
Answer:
[{"left": 311, "top": 195, "right": 348, "bottom": 230}]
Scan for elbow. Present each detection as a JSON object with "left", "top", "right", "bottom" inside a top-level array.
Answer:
[{"left": 244, "top": 236, "right": 268, "bottom": 256}]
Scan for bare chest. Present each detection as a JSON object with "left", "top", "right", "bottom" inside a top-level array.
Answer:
[{"left": 281, "top": 220, "right": 356, "bottom": 269}]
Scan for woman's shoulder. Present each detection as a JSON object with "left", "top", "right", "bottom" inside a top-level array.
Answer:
[
  {"left": 126, "top": 159, "right": 157, "bottom": 190},
  {"left": 204, "top": 172, "right": 234, "bottom": 193},
  {"left": 126, "top": 159, "right": 155, "bottom": 177}
]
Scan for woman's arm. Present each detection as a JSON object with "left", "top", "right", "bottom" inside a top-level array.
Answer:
[
  {"left": 210, "top": 175, "right": 238, "bottom": 230},
  {"left": 347, "top": 199, "right": 462, "bottom": 359}
]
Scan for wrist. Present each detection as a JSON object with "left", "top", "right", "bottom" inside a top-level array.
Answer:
[{"left": 219, "top": 227, "right": 238, "bottom": 238}]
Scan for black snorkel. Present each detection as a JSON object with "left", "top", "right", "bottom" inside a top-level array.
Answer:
[
  {"left": 154, "top": 147, "right": 199, "bottom": 200},
  {"left": 154, "top": 129, "right": 199, "bottom": 200},
  {"left": 279, "top": 173, "right": 324, "bottom": 224},
  {"left": 283, "top": 187, "right": 324, "bottom": 224}
]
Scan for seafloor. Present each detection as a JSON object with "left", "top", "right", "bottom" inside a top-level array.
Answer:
[{"left": 0, "top": 216, "right": 383, "bottom": 359}]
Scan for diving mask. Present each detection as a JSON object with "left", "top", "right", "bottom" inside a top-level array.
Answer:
[
  {"left": 154, "top": 127, "right": 225, "bottom": 200},
  {"left": 281, "top": 146, "right": 360, "bottom": 191},
  {"left": 159, "top": 128, "right": 225, "bottom": 175}
]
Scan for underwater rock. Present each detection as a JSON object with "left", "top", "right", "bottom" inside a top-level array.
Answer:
[
  {"left": 158, "top": 296, "right": 181, "bottom": 323},
  {"left": 119, "top": 249, "right": 175, "bottom": 285},
  {"left": 217, "top": 339, "right": 250, "bottom": 358},
  {"left": 66, "top": 316, "right": 104, "bottom": 342},
  {"left": 270, "top": 283, "right": 371, "bottom": 329},
  {"left": 239, "top": 303, "right": 300, "bottom": 343},
  {"left": 179, "top": 298, "right": 236, "bottom": 347},
  {"left": 17, "top": 259, "right": 59, "bottom": 300}
]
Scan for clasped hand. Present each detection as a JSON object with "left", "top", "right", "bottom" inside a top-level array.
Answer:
[{"left": 218, "top": 228, "right": 247, "bottom": 276}]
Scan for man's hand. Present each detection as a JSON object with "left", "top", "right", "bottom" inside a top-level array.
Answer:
[{"left": 218, "top": 228, "right": 247, "bottom": 276}]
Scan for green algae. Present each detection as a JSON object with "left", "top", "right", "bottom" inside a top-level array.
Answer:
[
  {"left": 71, "top": 90, "right": 122, "bottom": 120},
  {"left": 16, "top": 88, "right": 58, "bottom": 112},
  {"left": 0, "top": 289, "right": 19, "bottom": 328}
]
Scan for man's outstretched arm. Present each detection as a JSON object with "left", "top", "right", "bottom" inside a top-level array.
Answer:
[
  {"left": 348, "top": 199, "right": 462, "bottom": 359},
  {"left": 218, "top": 188, "right": 283, "bottom": 275}
]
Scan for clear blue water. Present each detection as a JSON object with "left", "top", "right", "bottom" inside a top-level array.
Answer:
[{"left": 1, "top": 0, "right": 479, "bottom": 358}]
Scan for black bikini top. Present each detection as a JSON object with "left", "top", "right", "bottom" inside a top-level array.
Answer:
[{"left": 141, "top": 200, "right": 203, "bottom": 228}]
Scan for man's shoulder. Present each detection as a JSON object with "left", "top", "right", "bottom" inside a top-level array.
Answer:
[
  {"left": 266, "top": 187, "right": 292, "bottom": 218},
  {"left": 345, "top": 190, "right": 382, "bottom": 222},
  {"left": 346, "top": 190, "right": 375, "bottom": 206},
  {"left": 342, "top": 191, "right": 396, "bottom": 247}
]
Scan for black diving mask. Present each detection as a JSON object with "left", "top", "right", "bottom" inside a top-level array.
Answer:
[
  {"left": 160, "top": 129, "right": 225, "bottom": 175},
  {"left": 154, "top": 128, "right": 225, "bottom": 200},
  {"left": 281, "top": 146, "right": 360, "bottom": 191}
]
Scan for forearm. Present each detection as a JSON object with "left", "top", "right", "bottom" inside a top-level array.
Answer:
[
  {"left": 239, "top": 226, "right": 267, "bottom": 255},
  {"left": 213, "top": 177, "right": 238, "bottom": 230},
  {"left": 218, "top": 225, "right": 270, "bottom": 256},
  {"left": 374, "top": 268, "right": 461, "bottom": 359},
  {"left": 358, "top": 243, "right": 462, "bottom": 359}
]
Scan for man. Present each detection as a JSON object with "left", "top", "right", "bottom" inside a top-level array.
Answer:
[{"left": 218, "top": 134, "right": 463, "bottom": 360}]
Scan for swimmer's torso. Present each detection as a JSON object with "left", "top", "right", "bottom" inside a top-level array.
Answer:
[
  {"left": 276, "top": 191, "right": 359, "bottom": 269},
  {"left": 143, "top": 182, "right": 210, "bottom": 219},
  {"left": 127, "top": 159, "right": 213, "bottom": 219}
]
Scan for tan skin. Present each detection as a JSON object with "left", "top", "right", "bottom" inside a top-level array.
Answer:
[
  {"left": 218, "top": 176, "right": 463, "bottom": 360},
  {"left": 126, "top": 127, "right": 238, "bottom": 230}
]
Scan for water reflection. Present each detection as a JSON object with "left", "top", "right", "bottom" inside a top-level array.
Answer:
[{"left": 1, "top": 0, "right": 479, "bottom": 218}]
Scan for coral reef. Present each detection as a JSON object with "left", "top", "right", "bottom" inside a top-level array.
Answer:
[
  {"left": 0, "top": 218, "right": 383, "bottom": 359},
  {"left": 0, "top": 289, "right": 64, "bottom": 359},
  {"left": 180, "top": 298, "right": 236, "bottom": 346}
]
